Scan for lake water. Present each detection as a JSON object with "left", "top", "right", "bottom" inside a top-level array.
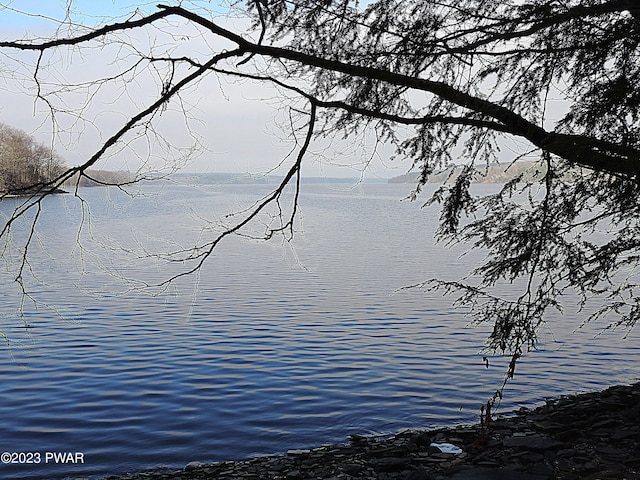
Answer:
[{"left": 0, "top": 180, "right": 638, "bottom": 479}]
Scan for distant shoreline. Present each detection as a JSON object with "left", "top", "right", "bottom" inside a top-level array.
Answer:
[
  {"left": 1, "top": 187, "right": 68, "bottom": 198},
  {"left": 389, "top": 161, "right": 544, "bottom": 185}
]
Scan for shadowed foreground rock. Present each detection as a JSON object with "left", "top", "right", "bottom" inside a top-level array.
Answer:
[{"left": 103, "top": 382, "right": 640, "bottom": 480}]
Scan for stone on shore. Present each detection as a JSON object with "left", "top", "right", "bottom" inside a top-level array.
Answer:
[{"left": 102, "top": 382, "right": 640, "bottom": 480}]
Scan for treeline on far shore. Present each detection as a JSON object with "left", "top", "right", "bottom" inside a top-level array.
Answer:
[
  {"left": 0, "top": 122, "right": 66, "bottom": 195},
  {"left": 388, "top": 160, "right": 547, "bottom": 184}
]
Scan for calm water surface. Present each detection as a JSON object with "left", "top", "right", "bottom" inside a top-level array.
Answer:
[{"left": 0, "top": 181, "right": 638, "bottom": 479}]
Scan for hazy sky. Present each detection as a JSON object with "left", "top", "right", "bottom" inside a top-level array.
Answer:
[{"left": 0, "top": 1, "right": 405, "bottom": 179}]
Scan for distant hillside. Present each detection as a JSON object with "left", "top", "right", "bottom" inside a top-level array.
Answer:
[{"left": 389, "top": 161, "right": 546, "bottom": 184}]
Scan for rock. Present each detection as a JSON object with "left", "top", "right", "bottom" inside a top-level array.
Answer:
[
  {"left": 502, "top": 434, "right": 563, "bottom": 450},
  {"left": 610, "top": 429, "right": 638, "bottom": 440},
  {"left": 404, "top": 470, "right": 432, "bottom": 480},
  {"left": 286, "top": 468, "right": 302, "bottom": 479},
  {"left": 371, "top": 456, "right": 412, "bottom": 472},
  {"left": 555, "top": 428, "right": 582, "bottom": 442},
  {"left": 427, "top": 445, "right": 443, "bottom": 455},
  {"left": 519, "top": 451, "right": 544, "bottom": 464},
  {"left": 286, "top": 449, "right": 310, "bottom": 455},
  {"left": 446, "top": 467, "right": 553, "bottom": 479},
  {"left": 411, "top": 432, "right": 432, "bottom": 447},
  {"left": 184, "top": 461, "right": 204, "bottom": 470}
]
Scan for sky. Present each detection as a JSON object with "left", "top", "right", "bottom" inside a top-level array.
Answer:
[{"left": 0, "top": 1, "right": 404, "bottom": 179}]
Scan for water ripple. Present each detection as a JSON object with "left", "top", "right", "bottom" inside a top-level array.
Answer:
[{"left": 0, "top": 183, "right": 638, "bottom": 479}]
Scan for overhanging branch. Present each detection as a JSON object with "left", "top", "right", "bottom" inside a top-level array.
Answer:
[
  {"left": 156, "top": 4, "right": 640, "bottom": 178},
  {"left": 2, "top": 3, "right": 638, "bottom": 176},
  {"left": 211, "top": 67, "right": 517, "bottom": 133}
]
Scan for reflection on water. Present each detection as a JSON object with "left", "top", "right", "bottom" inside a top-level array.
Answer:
[{"left": 0, "top": 182, "right": 638, "bottom": 479}]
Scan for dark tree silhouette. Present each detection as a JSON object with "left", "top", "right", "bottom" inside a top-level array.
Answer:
[{"left": 1, "top": 0, "right": 639, "bottom": 406}]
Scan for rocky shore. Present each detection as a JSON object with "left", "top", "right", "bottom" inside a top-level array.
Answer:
[{"left": 103, "top": 382, "right": 640, "bottom": 480}]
